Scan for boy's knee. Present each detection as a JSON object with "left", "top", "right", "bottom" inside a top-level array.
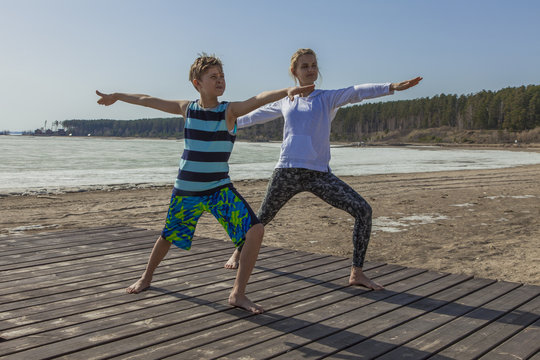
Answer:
[
  {"left": 158, "top": 235, "right": 172, "bottom": 247},
  {"left": 248, "top": 223, "right": 264, "bottom": 239}
]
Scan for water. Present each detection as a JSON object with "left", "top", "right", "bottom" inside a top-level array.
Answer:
[{"left": 1, "top": 136, "right": 540, "bottom": 195}]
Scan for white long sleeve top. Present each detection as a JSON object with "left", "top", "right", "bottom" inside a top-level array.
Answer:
[{"left": 238, "top": 83, "right": 393, "bottom": 172}]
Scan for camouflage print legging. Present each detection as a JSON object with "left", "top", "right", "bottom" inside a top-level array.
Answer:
[{"left": 248, "top": 167, "right": 373, "bottom": 268}]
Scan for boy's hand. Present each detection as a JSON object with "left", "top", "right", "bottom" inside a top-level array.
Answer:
[
  {"left": 390, "top": 77, "right": 423, "bottom": 91},
  {"left": 96, "top": 90, "right": 117, "bottom": 106},
  {"left": 287, "top": 84, "right": 316, "bottom": 100}
]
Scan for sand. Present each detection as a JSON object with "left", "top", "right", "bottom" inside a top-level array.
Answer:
[{"left": 1, "top": 164, "right": 539, "bottom": 285}]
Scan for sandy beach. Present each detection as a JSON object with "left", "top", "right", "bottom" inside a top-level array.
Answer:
[{"left": 1, "top": 164, "right": 539, "bottom": 286}]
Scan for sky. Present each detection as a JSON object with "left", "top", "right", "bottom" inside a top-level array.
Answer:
[{"left": 1, "top": 0, "right": 540, "bottom": 132}]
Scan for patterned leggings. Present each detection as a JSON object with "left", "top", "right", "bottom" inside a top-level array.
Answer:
[{"left": 247, "top": 167, "right": 373, "bottom": 268}]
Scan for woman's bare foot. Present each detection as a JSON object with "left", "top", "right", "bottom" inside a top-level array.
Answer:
[
  {"left": 349, "top": 266, "right": 384, "bottom": 290},
  {"left": 224, "top": 249, "right": 240, "bottom": 269},
  {"left": 126, "top": 277, "right": 151, "bottom": 294},
  {"left": 228, "top": 293, "right": 264, "bottom": 314}
]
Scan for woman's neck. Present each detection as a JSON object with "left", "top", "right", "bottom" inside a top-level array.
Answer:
[
  {"left": 300, "top": 85, "right": 316, "bottom": 96},
  {"left": 298, "top": 81, "right": 316, "bottom": 96}
]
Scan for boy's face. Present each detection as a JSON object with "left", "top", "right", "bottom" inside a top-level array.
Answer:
[{"left": 194, "top": 65, "right": 225, "bottom": 97}]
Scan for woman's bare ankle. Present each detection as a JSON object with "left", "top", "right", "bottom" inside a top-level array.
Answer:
[{"left": 349, "top": 266, "right": 384, "bottom": 290}]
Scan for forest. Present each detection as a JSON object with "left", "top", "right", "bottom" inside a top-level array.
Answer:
[
  {"left": 59, "top": 85, "right": 540, "bottom": 142},
  {"left": 61, "top": 117, "right": 184, "bottom": 138}
]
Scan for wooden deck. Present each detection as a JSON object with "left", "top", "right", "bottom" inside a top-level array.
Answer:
[{"left": 1, "top": 226, "right": 539, "bottom": 360}]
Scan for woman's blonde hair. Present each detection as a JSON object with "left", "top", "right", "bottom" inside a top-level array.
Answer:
[{"left": 289, "top": 48, "right": 321, "bottom": 84}]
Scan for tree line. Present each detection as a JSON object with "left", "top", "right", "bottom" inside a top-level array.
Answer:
[
  {"left": 330, "top": 84, "right": 540, "bottom": 141},
  {"left": 61, "top": 117, "right": 184, "bottom": 138},
  {"left": 59, "top": 84, "right": 540, "bottom": 141}
]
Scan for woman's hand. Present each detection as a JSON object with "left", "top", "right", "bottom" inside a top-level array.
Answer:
[{"left": 390, "top": 77, "right": 423, "bottom": 91}]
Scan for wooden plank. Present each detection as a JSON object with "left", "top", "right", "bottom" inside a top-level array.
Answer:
[
  {"left": 0, "top": 241, "right": 242, "bottom": 305},
  {"left": 0, "top": 226, "right": 137, "bottom": 247},
  {"left": 0, "top": 233, "right": 287, "bottom": 301},
  {"left": 0, "top": 234, "right": 225, "bottom": 282},
  {"left": 0, "top": 228, "right": 223, "bottom": 270},
  {"left": 0, "top": 246, "right": 290, "bottom": 317},
  {"left": 0, "top": 233, "right": 241, "bottom": 293},
  {"left": 0, "top": 247, "right": 292, "bottom": 331},
  {"left": 233, "top": 273, "right": 471, "bottom": 360},
  {"left": 0, "top": 227, "right": 151, "bottom": 255},
  {"left": 0, "top": 229, "right": 165, "bottom": 264},
  {"left": 478, "top": 317, "right": 540, "bottom": 360},
  {"left": 0, "top": 248, "right": 294, "bottom": 317},
  {"left": 181, "top": 271, "right": 461, "bottom": 359},
  {"left": 0, "top": 253, "right": 344, "bottom": 358},
  {"left": 0, "top": 255, "right": 344, "bottom": 359},
  {"left": 377, "top": 284, "right": 540, "bottom": 359},
  {"left": 52, "top": 261, "right": 386, "bottom": 359},
  {"left": 107, "top": 266, "right": 421, "bottom": 360},
  {"left": 433, "top": 292, "right": 540, "bottom": 359},
  {"left": 1, "top": 227, "right": 538, "bottom": 360},
  {"left": 1, "top": 246, "right": 225, "bottom": 294},
  {"left": 0, "top": 248, "right": 304, "bottom": 333},
  {"left": 318, "top": 278, "right": 496, "bottom": 359},
  {"left": 0, "top": 234, "right": 157, "bottom": 270},
  {"left": 328, "top": 279, "right": 521, "bottom": 359}
]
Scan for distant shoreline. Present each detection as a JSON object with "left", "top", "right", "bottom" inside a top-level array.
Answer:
[{"left": 4, "top": 132, "right": 540, "bottom": 151}]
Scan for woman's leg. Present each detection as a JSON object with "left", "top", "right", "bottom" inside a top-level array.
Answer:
[
  {"left": 224, "top": 168, "right": 305, "bottom": 269},
  {"left": 257, "top": 168, "right": 306, "bottom": 224},
  {"left": 306, "top": 171, "right": 383, "bottom": 290}
]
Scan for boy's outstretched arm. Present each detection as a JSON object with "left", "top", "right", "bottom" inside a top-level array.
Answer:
[
  {"left": 226, "top": 84, "right": 314, "bottom": 129},
  {"left": 96, "top": 90, "right": 190, "bottom": 117}
]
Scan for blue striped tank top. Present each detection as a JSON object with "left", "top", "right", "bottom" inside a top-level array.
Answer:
[{"left": 173, "top": 100, "right": 236, "bottom": 196}]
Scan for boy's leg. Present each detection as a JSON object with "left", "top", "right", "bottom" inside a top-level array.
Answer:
[
  {"left": 224, "top": 168, "right": 303, "bottom": 269},
  {"left": 127, "top": 194, "right": 201, "bottom": 294},
  {"left": 228, "top": 223, "right": 264, "bottom": 313},
  {"left": 307, "top": 171, "right": 384, "bottom": 290},
  {"left": 126, "top": 235, "right": 171, "bottom": 294},
  {"left": 211, "top": 186, "right": 265, "bottom": 313}
]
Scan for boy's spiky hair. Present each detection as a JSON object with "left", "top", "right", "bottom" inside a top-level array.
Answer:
[{"left": 189, "top": 53, "right": 223, "bottom": 82}]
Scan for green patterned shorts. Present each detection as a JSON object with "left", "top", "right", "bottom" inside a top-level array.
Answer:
[{"left": 161, "top": 185, "right": 259, "bottom": 250}]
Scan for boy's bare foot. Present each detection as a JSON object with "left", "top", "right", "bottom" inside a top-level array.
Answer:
[
  {"left": 126, "top": 277, "right": 151, "bottom": 294},
  {"left": 349, "top": 266, "right": 384, "bottom": 291},
  {"left": 229, "top": 293, "right": 264, "bottom": 314},
  {"left": 224, "top": 250, "right": 240, "bottom": 269}
]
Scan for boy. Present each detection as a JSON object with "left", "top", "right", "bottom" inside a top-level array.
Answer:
[{"left": 96, "top": 54, "right": 313, "bottom": 314}]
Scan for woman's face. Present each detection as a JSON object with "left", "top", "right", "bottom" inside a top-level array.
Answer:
[{"left": 292, "top": 54, "right": 318, "bottom": 86}]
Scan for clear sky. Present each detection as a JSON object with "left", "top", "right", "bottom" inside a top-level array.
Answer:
[{"left": 1, "top": 0, "right": 539, "bottom": 131}]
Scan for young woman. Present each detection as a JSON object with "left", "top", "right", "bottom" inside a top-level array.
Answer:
[{"left": 225, "top": 48, "right": 422, "bottom": 291}]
